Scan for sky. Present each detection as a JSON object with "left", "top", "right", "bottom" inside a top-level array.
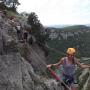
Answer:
[{"left": 17, "top": 0, "right": 90, "bottom": 26}]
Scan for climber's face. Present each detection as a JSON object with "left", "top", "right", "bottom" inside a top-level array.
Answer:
[{"left": 67, "top": 54, "right": 75, "bottom": 59}]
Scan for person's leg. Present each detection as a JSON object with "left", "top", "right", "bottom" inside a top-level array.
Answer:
[
  {"left": 71, "top": 84, "right": 77, "bottom": 90},
  {"left": 64, "top": 87, "right": 67, "bottom": 90},
  {"left": 62, "top": 83, "right": 69, "bottom": 90}
]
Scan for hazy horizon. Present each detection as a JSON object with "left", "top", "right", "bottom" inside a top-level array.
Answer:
[{"left": 45, "top": 24, "right": 90, "bottom": 26}]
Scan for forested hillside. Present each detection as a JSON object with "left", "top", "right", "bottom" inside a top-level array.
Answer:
[{"left": 45, "top": 25, "right": 90, "bottom": 63}]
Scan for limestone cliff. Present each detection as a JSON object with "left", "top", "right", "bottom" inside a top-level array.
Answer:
[{"left": 0, "top": 12, "right": 62, "bottom": 90}]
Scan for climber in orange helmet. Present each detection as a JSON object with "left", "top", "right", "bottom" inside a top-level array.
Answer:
[{"left": 47, "top": 48, "right": 90, "bottom": 90}]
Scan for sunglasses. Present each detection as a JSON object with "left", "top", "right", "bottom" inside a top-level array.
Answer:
[{"left": 67, "top": 54, "right": 75, "bottom": 57}]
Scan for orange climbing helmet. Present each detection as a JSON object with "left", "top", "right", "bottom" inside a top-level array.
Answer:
[{"left": 66, "top": 48, "right": 76, "bottom": 55}]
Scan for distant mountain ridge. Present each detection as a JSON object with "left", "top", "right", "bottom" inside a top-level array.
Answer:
[{"left": 46, "top": 24, "right": 90, "bottom": 28}]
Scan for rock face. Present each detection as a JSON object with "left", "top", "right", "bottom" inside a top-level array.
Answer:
[
  {"left": 46, "top": 28, "right": 90, "bottom": 40},
  {"left": 0, "top": 53, "right": 43, "bottom": 90},
  {"left": 0, "top": 13, "right": 62, "bottom": 90}
]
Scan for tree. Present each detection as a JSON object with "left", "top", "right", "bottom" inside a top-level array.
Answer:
[
  {"left": 0, "top": 0, "right": 20, "bottom": 11},
  {"left": 28, "top": 13, "right": 42, "bottom": 39},
  {"left": 20, "top": 12, "right": 29, "bottom": 18},
  {"left": 27, "top": 12, "right": 49, "bottom": 44}
]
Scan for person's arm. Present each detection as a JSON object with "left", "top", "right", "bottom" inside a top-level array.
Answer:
[
  {"left": 47, "top": 58, "right": 63, "bottom": 68},
  {"left": 76, "top": 59, "right": 90, "bottom": 69}
]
